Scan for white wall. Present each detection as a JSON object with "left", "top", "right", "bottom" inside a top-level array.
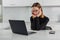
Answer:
[
  {"left": 3, "top": 0, "right": 60, "bottom": 7},
  {"left": 2, "top": 0, "right": 60, "bottom": 28},
  {"left": 0, "top": 5, "right": 1, "bottom": 15},
  {"left": 3, "top": 7, "right": 60, "bottom": 28},
  {"left": 0, "top": 0, "right": 2, "bottom": 5},
  {"left": 3, "top": 7, "right": 32, "bottom": 28}
]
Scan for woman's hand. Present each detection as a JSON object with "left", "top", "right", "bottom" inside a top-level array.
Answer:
[
  {"left": 37, "top": 9, "right": 42, "bottom": 17},
  {"left": 32, "top": 14, "right": 37, "bottom": 18},
  {"left": 37, "top": 13, "right": 41, "bottom": 17}
]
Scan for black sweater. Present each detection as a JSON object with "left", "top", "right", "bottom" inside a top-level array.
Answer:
[{"left": 30, "top": 16, "right": 49, "bottom": 30}]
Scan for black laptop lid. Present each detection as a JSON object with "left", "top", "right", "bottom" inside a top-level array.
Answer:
[{"left": 9, "top": 20, "right": 28, "bottom": 35}]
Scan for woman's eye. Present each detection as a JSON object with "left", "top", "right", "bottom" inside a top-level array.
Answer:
[
  {"left": 36, "top": 10, "right": 38, "bottom": 11},
  {"left": 32, "top": 10, "right": 38, "bottom": 12}
]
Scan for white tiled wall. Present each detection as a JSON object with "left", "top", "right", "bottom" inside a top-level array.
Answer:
[
  {"left": 2, "top": 0, "right": 60, "bottom": 29},
  {"left": 3, "top": 7, "right": 60, "bottom": 22},
  {"left": 0, "top": 5, "right": 1, "bottom": 15},
  {"left": 2, "top": 6, "right": 60, "bottom": 29},
  {"left": 3, "top": 0, "right": 60, "bottom": 6},
  {"left": 43, "top": 7, "right": 60, "bottom": 22}
]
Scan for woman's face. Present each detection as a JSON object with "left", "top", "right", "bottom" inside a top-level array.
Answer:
[{"left": 32, "top": 7, "right": 40, "bottom": 15}]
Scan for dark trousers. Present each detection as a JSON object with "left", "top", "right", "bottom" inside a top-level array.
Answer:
[{"left": 30, "top": 16, "right": 49, "bottom": 30}]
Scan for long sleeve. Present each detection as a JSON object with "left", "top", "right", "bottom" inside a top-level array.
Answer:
[
  {"left": 35, "top": 17, "right": 41, "bottom": 29},
  {"left": 30, "top": 17, "right": 43, "bottom": 30},
  {"left": 38, "top": 16, "right": 49, "bottom": 29},
  {"left": 35, "top": 16, "right": 49, "bottom": 30},
  {"left": 40, "top": 16, "right": 49, "bottom": 26},
  {"left": 30, "top": 16, "right": 36, "bottom": 30},
  {"left": 30, "top": 16, "right": 49, "bottom": 30}
]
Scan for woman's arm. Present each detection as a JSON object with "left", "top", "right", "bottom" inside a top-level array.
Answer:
[
  {"left": 39, "top": 16, "right": 49, "bottom": 29},
  {"left": 35, "top": 16, "right": 49, "bottom": 30},
  {"left": 30, "top": 16, "right": 36, "bottom": 30}
]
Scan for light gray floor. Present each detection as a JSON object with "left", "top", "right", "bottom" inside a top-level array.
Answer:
[{"left": 0, "top": 22, "right": 60, "bottom": 40}]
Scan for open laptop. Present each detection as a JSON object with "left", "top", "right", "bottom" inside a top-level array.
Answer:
[{"left": 9, "top": 20, "right": 36, "bottom": 35}]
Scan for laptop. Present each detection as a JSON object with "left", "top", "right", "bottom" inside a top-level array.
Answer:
[{"left": 9, "top": 20, "right": 36, "bottom": 35}]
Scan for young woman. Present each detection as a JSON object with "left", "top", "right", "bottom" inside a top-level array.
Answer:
[{"left": 30, "top": 2, "right": 52, "bottom": 30}]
